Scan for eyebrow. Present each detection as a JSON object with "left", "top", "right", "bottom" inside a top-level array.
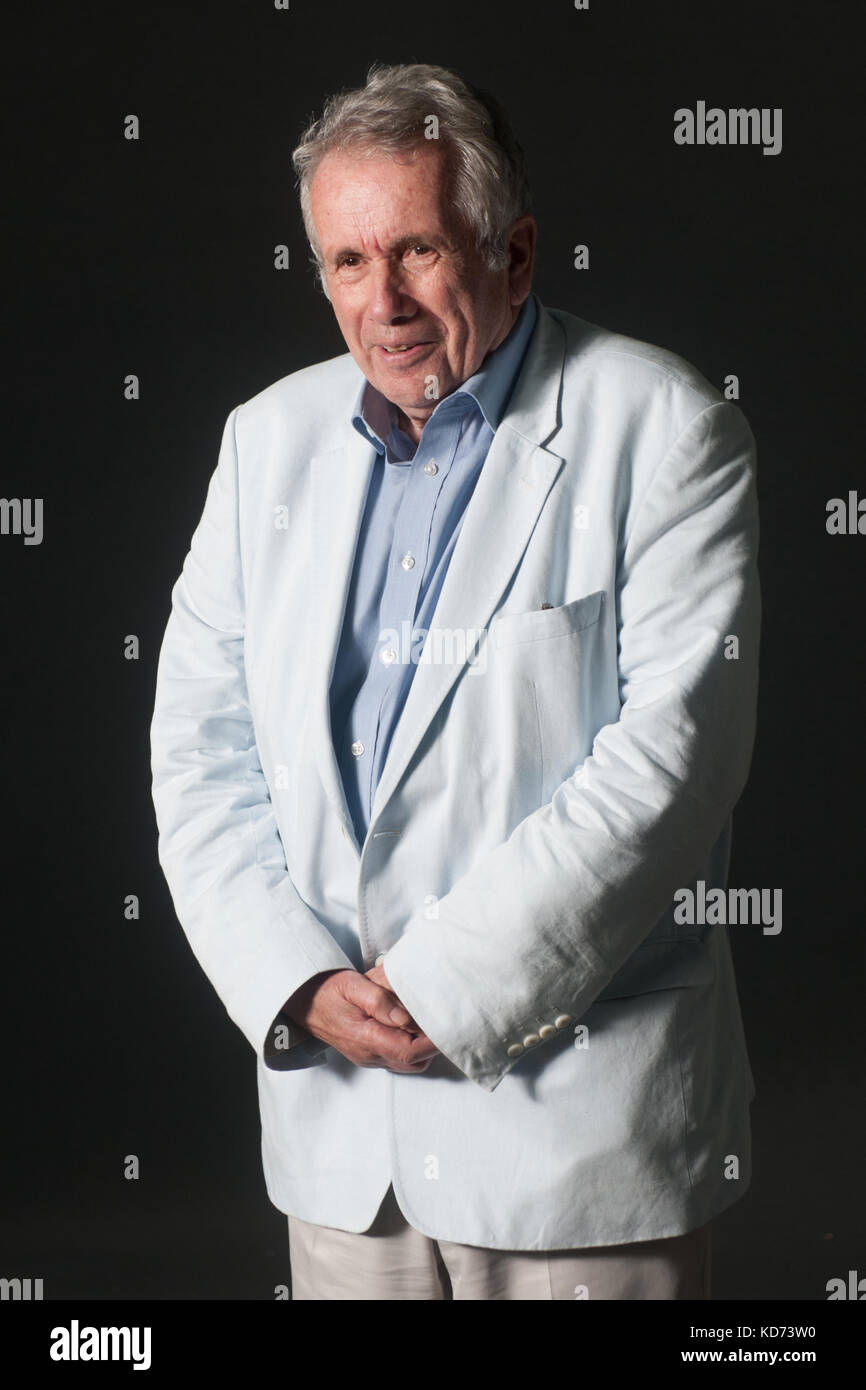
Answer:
[{"left": 329, "top": 234, "right": 439, "bottom": 264}]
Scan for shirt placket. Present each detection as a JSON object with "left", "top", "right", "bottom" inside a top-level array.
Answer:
[{"left": 363, "top": 408, "right": 463, "bottom": 821}]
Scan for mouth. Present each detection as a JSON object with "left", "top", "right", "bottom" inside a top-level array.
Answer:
[{"left": 375, "top": 341, "right": 434, "bottom": 364}]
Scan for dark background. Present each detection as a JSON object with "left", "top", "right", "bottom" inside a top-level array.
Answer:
[{"left": 1, "top": 0, "right": 862, "bottom": 1300}]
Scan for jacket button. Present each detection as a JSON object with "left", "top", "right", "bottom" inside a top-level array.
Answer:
[
  {"left": 522, "top": 1033, "right": 540, "bottom": 1047},
  {"left": 539, "top": 1024, "right": 556, "bottom": 1039},
  {"left": 554, "top": 1014, "right": 573, "bottom": 1029},
  {"left": 507, "top": 1043, "right": 524, "bottom": 1058}
]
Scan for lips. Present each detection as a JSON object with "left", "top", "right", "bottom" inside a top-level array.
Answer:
[{"left": 375, "top": 341, "right": 433, "bottom": 362}]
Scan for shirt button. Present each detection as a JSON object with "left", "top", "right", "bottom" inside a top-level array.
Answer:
[
  {"left": 507, "top": 1043, "right": 524, "bottom": 1058},
  {"left": 380, "top": 647, "right": 397, "bottom": 665},
  {"left": 401, "top": 552, "right": 415, "bottom": 570},
  {"left": 522, "top": 1033, "right": 540, "bottom": 1048},
  {"left": 351, "top": 740, "right": 364, "bottom": 757},
  {"left": 374, "top": 953, "right": 387, "bottom": 967},
  {"left": 554, "top": 1014, "right": 573, "bottom": 1029},
  {"left": 423, "top": 460, "right": 438, "bottom": 476}
]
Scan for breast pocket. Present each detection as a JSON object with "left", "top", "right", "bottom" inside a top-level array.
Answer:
[
  {"left": 488, "top": 590, "right": 608, "bottom": 808},
  {"left": 491, "top": 589, "right": 604, "bottom": 648}
]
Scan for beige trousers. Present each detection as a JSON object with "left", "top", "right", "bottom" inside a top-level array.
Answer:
[{"left": 288, "top": 1184, "right": 711, "bottom": 1300}]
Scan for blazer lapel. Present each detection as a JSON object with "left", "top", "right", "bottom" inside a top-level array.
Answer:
[
  {"left": 373, "top": 305, "right": 568, "bottom": 830},
  {"left": 308, "top": 428, "right": 379, "bottom": 837}
]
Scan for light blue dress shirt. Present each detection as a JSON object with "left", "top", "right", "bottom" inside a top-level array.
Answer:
[{"left": 329, "top": 294, "right": 539, "bottom": 849}]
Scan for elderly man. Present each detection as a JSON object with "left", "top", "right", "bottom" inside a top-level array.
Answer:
[{"left": 150, "top": 62, "right": 760, "bottom": 1301}]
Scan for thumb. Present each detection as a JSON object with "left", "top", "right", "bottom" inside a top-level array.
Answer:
[{"left": 349, "top": 973, "right": 412, "bottom": 1028}]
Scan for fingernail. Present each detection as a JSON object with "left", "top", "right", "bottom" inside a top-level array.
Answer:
[{"left": 389, "top": 1006, "right": 410, "bottom": 1024}]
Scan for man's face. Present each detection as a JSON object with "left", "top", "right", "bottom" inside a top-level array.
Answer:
[{"left": 309, "top": 143, "right": 533, "bottom": 441}]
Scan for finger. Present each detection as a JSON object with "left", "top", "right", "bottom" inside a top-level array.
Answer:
[
  {"left": 361, "top": 1017, "right": 429, "bottom": 1068},
  {"left": 406, "top": 1033, "right": 440, "bottom": 1062},
  {"left": 363, "top": 967, "right": 426, "bottom": 1031},
  {"left": 343, "top": 973, "right": 412, "bottom": 1029}
]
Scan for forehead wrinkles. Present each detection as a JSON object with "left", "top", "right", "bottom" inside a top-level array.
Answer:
[
  {"left": 340, "top": 196, "right": 430, "bottom": 251},
  {"left": 313, "top": 147, "right": 454, "bottom": 251}
]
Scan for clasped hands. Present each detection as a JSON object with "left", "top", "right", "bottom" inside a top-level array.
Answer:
[{"left": 283, "top": 964, "right": 440, "bottom": 1073}]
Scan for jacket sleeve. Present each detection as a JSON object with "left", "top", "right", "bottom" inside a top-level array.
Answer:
[
  {"left": 382, "top": 399, "right": 761, "bottom": 1092},
  {"left": 149, "top": 405, "right": 357, "bottom": 1070}
]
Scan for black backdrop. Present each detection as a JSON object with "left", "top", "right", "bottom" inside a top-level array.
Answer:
[{"left": 1, "top": 0, "right": 862, "bottom": 1301}]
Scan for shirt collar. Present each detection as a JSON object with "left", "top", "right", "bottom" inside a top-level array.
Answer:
[{"left": 350, "top": 292, "right": 539, "bottom": 458}]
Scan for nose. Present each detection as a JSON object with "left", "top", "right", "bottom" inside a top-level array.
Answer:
[{"left": 366, "top": 256, "right": 417, "bottom": 326}]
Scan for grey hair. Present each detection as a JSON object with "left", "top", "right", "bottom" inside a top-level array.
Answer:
[{"left": 291, "top": 62, "right": 532, "bottom": 297}]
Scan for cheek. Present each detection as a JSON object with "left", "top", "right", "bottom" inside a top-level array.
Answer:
[
  {"left": 443, "top": 318, "right": 473, "bottom": 367},
  {"left": 338, "top": 313, "right": 364, "bottom": 347},
  {"left": 329, "top": 288, "right": 361, "bottom": 330}
]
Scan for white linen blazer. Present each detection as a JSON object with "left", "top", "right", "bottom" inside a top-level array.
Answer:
[{"left": 150, "top": 297, "right": 760, "bottom": 1249}]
